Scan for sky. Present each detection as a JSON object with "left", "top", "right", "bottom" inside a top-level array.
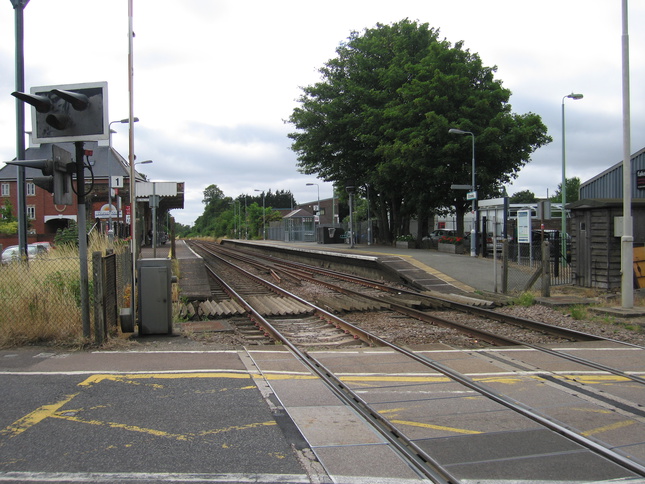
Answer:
[{"left": 2, "top": 1, "right": 645, "bottom": 226}]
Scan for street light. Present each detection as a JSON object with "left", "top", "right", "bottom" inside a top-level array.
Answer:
[
  {"left": 254, "top": 189, "right": 266, "bottom": 240},
  {"left": 561, "top": 93, "right": 583, "bottom": 263},
  {"left": 108, "top": 117, "right": 139, "bottom": 243},
  {"left": 306, "top": 182, "right": 320, "bottom": 241},
  {"left": 449, "top": 128, "right": 477, "bottom": 257}
]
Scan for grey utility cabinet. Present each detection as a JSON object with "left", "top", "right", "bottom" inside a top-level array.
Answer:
[{"left": 137, "top": 258, "right": 174, "bottom": 335}]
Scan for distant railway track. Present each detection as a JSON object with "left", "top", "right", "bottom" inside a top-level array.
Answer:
[
  {"left": 190, "top": 241, "right": 610, "bottom": 344},
  {"left": 186, "top": 240, "right": 645, "bottom": 481}
]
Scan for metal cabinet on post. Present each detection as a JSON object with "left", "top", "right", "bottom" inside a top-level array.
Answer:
[{"left": 137, "top": 258, "right": 174, "bottom": 335}]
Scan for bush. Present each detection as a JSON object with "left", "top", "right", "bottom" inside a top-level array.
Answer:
[{"left": 396, "top": 234, "right": 415, "bottom": 242}]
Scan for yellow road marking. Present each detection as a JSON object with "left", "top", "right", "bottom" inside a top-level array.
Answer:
[
  {"left": 51, "top": 414, "right": 277, "bottom": 441},
  {"left": 581, "top": 420, "right": 637, "bottom": 436},
  {"left": 0, "top": 393, "right": 78, "bottom": 439},
  {"left": 391, "top": 419, "right": 482, "bottom": 434},
  {"left": 79, "top": 372, "right": 253, "bottom": 386}
]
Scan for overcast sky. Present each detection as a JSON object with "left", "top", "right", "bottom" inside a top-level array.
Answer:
[{"left": 2, "top": 1, "right": 645, "bottom": 226}]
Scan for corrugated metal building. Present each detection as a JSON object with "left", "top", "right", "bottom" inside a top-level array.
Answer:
[{"left": 579, "top": 147, "right": 645, "bottom": 199}]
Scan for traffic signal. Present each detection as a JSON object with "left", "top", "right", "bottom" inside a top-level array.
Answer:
[
  {"left": 12, "top": 82, "right": 109, "bottom": 144},
  {"left": 6, "top": 145, "right": 75, "bottom": 205}
]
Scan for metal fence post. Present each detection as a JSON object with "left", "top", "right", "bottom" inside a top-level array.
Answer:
[
  {"left": 541, "top": 241, "right": 551, "bottom": 297},
  {"left": 93, "top": 251, "right": 106, "bottom": 344},
  {"left": 501, "top": 239, "right": 509, "bottom": 294}
]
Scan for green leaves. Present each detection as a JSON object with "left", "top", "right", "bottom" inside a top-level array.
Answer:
[{"left": 288, "top": 19, "right": 551, "bottom": 242}]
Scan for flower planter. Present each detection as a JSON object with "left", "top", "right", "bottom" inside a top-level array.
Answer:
[
  {"left": 395, "top": 241, "right": 414, "bottom": 249},
  {"left": 438, "top": 242, "right": 465, "bottom": 254}
]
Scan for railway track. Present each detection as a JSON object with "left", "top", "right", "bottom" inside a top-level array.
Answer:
[
  {"left": 185, "top": 240, "right": 645, "bottom": 481},
  {"left": 182, "top": 241, "right": 645, "bottom": 482}
]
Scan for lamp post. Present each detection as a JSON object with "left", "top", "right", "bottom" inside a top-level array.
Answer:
[
  {"left": 449, "top": 128, "right": 477, "bottom": 257},
  {"left": 620, "top": 0, "right": 633, "bottom": 308},
  {"left": 254, "top": 189, "right": 266, "bottom": 240},
  {"left": 108, "top": 117, "right": 139, "bottom": 244},
  {"left": 561, "top": 93, "right": 583, "bottom": 263},
  {"left": 306, "top": 182, "right": 319, "bottom": 241}
]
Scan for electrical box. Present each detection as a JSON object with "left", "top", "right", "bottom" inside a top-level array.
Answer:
[{"left": 137, "top": 258, "right": 174, "bottom": 335}]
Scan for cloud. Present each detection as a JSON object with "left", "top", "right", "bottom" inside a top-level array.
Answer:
[{"left": 2, "top": 0, "right": 645, "bottom": 226}]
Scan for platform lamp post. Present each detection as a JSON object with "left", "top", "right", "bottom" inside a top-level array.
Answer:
[
  {"left": 108, "top": 117, "right": 138, "bottom": 245},
  {"left": 254, "top": 189, "right": 266, "bottom": 240},
  {"left": 448, "top": 128, "right": 477, "bottom": 257},
  {"left": 561, "top": 93, "right": 583, "bottom": 264},
  {"left": 306, "top": 182, "right": 319, "bottom": 241}
]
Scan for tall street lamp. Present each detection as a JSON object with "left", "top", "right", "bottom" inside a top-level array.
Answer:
[
  {"left": 108, "top": 117, "right": 138, "bottom": 244},
  {"left": 306, "top": 182, "right": 319, "bottom": 241},
  {"left": 449, "top": 128, "right": 477, "bottom": 257},
  {"left": 561, "top": 93, "right": 583, "bottom": 263},
  {"left": 254, "top": 189, "right": 266, "bottom": 240}
]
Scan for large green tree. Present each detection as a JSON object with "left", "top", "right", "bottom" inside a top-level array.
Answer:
[
  {"left": 288, "top": 19, "right": 551, "bottom": 243},
  {"left": 549, "top": 177, "right": 581, "bottom": 204}
]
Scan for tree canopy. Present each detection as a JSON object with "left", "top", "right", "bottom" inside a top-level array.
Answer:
[
  {"left": 509, "top": 190, "right": 537, "bottom": 204},
  {"left": 288, "top": 19, "right": 551, "bottom": 243},
  {"left": 549, "top": 177, "right": 581, "bottom": 204},
  {"left": 189, "top": 185, "right": 293, "bottom": 239}
]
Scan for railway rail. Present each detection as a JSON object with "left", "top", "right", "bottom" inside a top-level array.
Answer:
[{"left": 186, "top": 240, "right": 645, "bottom": 481}]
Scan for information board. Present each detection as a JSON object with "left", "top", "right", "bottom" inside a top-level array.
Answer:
[{"left": 517, "top": 209, "right": 531, "bottom": 244}]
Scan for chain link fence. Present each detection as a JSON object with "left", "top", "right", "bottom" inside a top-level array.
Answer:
[{"left": 0, "top": 247, "right": 131, "bottom": 347}]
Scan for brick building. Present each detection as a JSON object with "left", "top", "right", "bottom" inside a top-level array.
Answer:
[{"left": 0, "top": 141, "right": 183, "bottom": 248}]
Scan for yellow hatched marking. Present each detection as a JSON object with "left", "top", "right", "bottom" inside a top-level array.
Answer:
[
  {"left": 0, "top": 393, "right": 79, "bottom": 439},
  {"left": 51, "top": 414, "right": 277, "bottom": 441},
  {"left": 581, "top": 420, "right": 637, "bottom": 437},
  {"left": 391, "top": 419, "right": 481, "bottom": 435},
  {"left": 51, "top": 414, "right": 191, "bottom": 441}
]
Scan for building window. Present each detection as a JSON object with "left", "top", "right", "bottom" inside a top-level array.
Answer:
[
  {"left": 319, "top": 207, "right": 326, "bottom": 216},
  {"left": 27, "top": 205, "right": 35, "bottom": 220},
  {"left": 27, "top": 182, "right": 36, "bottom": 196},
  {"left": 1, "top": 183, "right": 9, "bottom": 196}
]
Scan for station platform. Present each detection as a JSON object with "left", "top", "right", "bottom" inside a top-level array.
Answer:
[
  {"left": 142, "top": 238, "right": 645, "bottom": 315},
  {"left": 140, "top": 241, "right": 211, "bottom": 300}
]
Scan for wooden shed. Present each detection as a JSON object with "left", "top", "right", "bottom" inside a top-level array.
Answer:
[{"left": 569, "top": 199, "right": 645, "bottom": 290}]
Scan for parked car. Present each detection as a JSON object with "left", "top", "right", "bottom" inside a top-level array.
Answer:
[
  {"left": 30, "top": 241, "right": 53, "bottom": 252},
  {"left": 485, "top": 233, "right": 514, "bottom": 253},
  {"left": 1, "top": 244, "right": 47, "bottom": 264}
]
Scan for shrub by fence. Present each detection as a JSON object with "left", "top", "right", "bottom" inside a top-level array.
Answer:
[{"left": 0, "top": 243, "right": 131, "bottom": 347}]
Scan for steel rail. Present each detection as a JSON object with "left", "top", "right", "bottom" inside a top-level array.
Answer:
[
  {"left": 200, "top": 257, "right": 458, "bottom": 482},
  {"left": 273, "top": 259, "right": 645, "bottom": 386},
  {"left": 198, "top": 241, "right": 645, "bottom": 386},
  {"left": 198, "top": 242, "right": 645, "bottom": 478}
]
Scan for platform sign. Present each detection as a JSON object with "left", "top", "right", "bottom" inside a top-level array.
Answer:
[
  {"left": 111, "top": 175, "right": 124, "bottom": 188},
  {"left": 517, "top": 209, "right": 531, "bottom": 244}
]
